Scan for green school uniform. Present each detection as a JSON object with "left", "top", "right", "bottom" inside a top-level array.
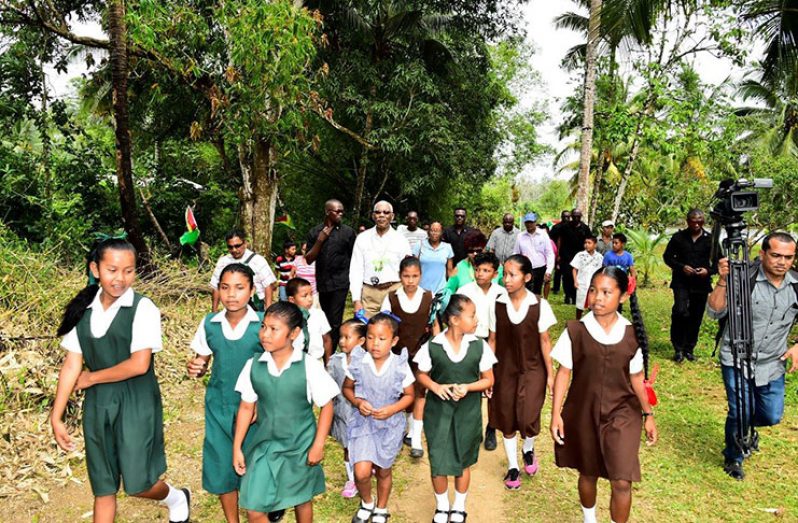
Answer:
[
  {"left": 77, "top": 293, "right": 167, "bottom": 496},
  {"left": 201, "top": 312, "right": 264, "bottom": 494},
  {"left": 239, "top": 355, "right": 325, "bottom": 513},
  {"left": 423, "top": 339, "right": 483, "bottom": 476}
]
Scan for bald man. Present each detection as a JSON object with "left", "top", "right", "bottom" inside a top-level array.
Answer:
[
  {"left": 306, "top": 199, "right": 356, "bottom": 347},
  {"left": 349, "top": 201, "right": 413, "bottom": 317},
  {"left": 486, "top": 213, "right": 520, "bottom": 263}
]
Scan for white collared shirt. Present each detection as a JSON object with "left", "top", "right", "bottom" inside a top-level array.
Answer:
[
  {"left": 210, "top": 249, "right": 277, "bottom": 300},
  {"left": 414, "top": 330, "right": 498, "bottom": 372},
  {"left": 349, "top": 227, "right": 413, "bottom": 301},
  {"left": 344, "top": 351, "right": 415, "bottom": 388},
  {"left": 190, "top": 306, "right": 261, "bottom": 356},
  {"left": 513, "top": 228, "right": 555, "bottom": 273},
  {"left": 570, "top": 250, "right": 605, "bottom": 286},
  {"left": 380, "top": 287, "right": 427, "bottom": 314},
  {"left": 235, "top": 346, "right": 340, "bottom": 406},
  {"left": 551, "top": 312, "right": 643, "bottom": 373},
  {"left": 61, "top": 287, "right": 162, "bottom": 354},
  {"left": 488, "top": 289, "right": 557, "bottom": 332},
  {"left": 292, "top": 308, "right": 332, "bottom": 360},
  {"left": 456, "top": 281, "right": 506, "bottom": 339}
]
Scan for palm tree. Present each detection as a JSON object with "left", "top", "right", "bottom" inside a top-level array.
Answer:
[
  {"left": 624, "top": 228, "right": 667, "bottom": 287},
  {"left": 740, "top": 0, "right": 798, "bottom": 89},
  {"left": 736, "top": 73, "right": 798, "bottom": 157}
]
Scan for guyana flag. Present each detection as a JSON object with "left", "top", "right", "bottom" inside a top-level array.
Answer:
[
  {"left": 179, "top": 206, "right": 201, "bottom": 246},
  {"left": 275, "top": 213, "right": 295, "bottom": 230}
]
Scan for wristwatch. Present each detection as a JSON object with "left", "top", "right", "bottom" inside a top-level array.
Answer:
[{"left": 642, "top": 411, "right": 654, "bottom": 418}]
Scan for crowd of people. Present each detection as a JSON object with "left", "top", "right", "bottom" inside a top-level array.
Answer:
[{"left": 48, "top": 200, "right": 798, "bottom": 523}]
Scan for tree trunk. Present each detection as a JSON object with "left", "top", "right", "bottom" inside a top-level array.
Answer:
[
  {"left": 108, "top": 0, "right": 151, "bottom": 270},
  {"left": 588, "top": 150, "right": 608, "bottom": 225},
  {"left": 353, "top": 85, "right": 377, "bottom": 222},
  {"left": 239, "top": 137, "right": 279, "bottom": 257},
  {"left": 576, "top": 0, "right": 602, "bottom": 215},
  {"left": 611, "top": 128, "right": 641, "bottom": 224}
]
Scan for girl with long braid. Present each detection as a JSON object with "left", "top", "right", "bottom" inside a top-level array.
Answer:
[{"left": 550, "top": 267, "right": 657, "bottom": 523}]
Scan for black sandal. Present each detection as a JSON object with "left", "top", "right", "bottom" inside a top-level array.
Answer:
[
  {"left": 351, "top": 502, "right": 374, "bottom": 523},
  {"left": 372, "top": 511, "right": 391, "bottom": 523},
  {"left": 432, "top": 509, "right": 449, "bottom": 523},
  {"left": 449, "top": 510, "right": 468, "bottom": 522}
]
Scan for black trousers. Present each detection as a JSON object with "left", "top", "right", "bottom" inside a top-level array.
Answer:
[
  {"left": 530, "top": 266, "right": 547, "bottom": 295},
  {"left": 552, "top": 266, "right": 562, "bottom": 293},
  {"left": 561, "top": 256, "right": 577, "bottom": 302},
  {"left": 319, "top": 287, "right": 349, "bottom": 350},
  {"left": 670, "top": 288, "right": 708, "bottom": 354}
]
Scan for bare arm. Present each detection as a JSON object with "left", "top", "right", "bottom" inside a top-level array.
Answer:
[
  {"left": 50, "top": 351, "right": 84, "bottom": 451},
  {"left": 304, "top": 226, "right": 332, "bottom": 265},
  {"left": 233, "top": 400, "right": 256, "bottom": 475},
  {"left": 322, "top": 333, "right": 333, "bottom": 364},
  {"left": 76, "top": 349, "right": 153, "bottom": 389},
  {"left": 212, "top": 288, "right": 221, "bottom": 313},
  {"left": 540, "top": 331, "right": 554, "bottom": 393},
  {"left": 707, "top": 257, "right": 729, "bottom": 313},
  {"left": 415, "top": 371, "right": 453, "bottom": 401},
  {"left": 572, "top": 268, "right": 579, "bottom": 289},
  {"left": 372, "top": 384, "right": 414, "bottom": 420},
  {"left": 630, "top": 371, "right": 657, "bottom": 444},
  {"left": 446, "top": 258, "right": 455, "bottom": 278},
  {"left": 464, "top": 368, "right": 493, "bottom": 393},
  {"left": 308, "top": 402, "right": 333, "bottom": 465},
  {"left": 488, "top": 331, "right": 496, "bottom": 353},
  {"left": 549, "top": 365, "right": 571, "bottom": 444},
  {"left": 187, "top": 353, "right": 211, "bottom": 378},
  {"left": 342, "top": 376, "right": 373, "bottom": 416}
]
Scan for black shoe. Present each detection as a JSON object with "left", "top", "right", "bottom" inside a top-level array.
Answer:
[
  {"left": 432, "top": 509, "right": 449, "bottom": 523},
  {"left": 352, "top": 502, "right": 373, "bottom": 523},
  {"left": 503, "top": 468, "right": 521, "bottom": 490},
  {"left": 268, "top": 509, "right": 285, "bottom": 522},
  {"left": 403, "top": 434, "right": 411, "bottom": 447},
  {"left": 684, "top": 351, "right": 695, "bottom": 362},
  {"left": 673, "top": 351, "right": 684, "bottom": 363},
  {"left": 410, "top": 447, "right": 424, "bottom": 458},
  {"left": 484, "top": 426, "right": 497, "bottom": 451},
  {"left": 723, "top": 460, "right": 745, "bottom": 481},
  {"left": 449, "top": 509, "right": 468, "bottom": 522}
]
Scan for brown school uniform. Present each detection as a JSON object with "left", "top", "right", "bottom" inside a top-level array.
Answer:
[
  {"left": 488, "top": 299, "right": 546, "bottom": 437},
  {"left": 389, "top": 290, "right": 433, "bottom": 365},
  {"left": 555, "top": 321, "right": 643, "bottom": 482}
]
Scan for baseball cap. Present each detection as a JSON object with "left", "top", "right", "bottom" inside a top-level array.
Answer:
[
  {"left": 601, "top": 220, "right": 615, "bottom": 227},
  {"left": 523, "top": 212, "right": 538, "bottom": 223}
]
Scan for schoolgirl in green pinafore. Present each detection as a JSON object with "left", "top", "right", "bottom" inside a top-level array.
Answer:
[
  {"left": 414, "top": 294, "right": 496, "bottom": 523},
  {"left": 52, "top": 238, "right": 190, "bottom": 523},
  {"left": 188, "top": 263, "right": 265, "bottom": 522},
  {"left": 231, "top": 302, "right": 339, "bottom": 523}
]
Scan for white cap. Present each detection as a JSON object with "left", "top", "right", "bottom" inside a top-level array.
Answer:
[{"left": 601, "top": 220, "right": 615, "bottom": 227}]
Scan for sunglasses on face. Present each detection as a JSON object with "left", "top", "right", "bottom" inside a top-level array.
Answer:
[
  {"left": 468, "top": 248, "right": 483, "bottom": 254},
  {"left": 329, "top": 209, "right": 344, "bottom": 215},
  {"left": 227, "top": 242, "right": 244, "bottom": 250}
]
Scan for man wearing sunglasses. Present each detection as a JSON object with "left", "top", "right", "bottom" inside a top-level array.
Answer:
[
  {"left": 305, "top": 199, "right": 357, "bottom": 348},
  {"left": 209, "top": 228, "right": 277, "bottom": 312},
  {"left": 349, "top": 201, "right": 412, "bottom": 317},
  {"left": 443, "top": 207, "right": 475, "bottom": 266}
]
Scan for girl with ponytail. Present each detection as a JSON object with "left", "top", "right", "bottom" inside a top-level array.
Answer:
[
  {"left": 52, "top": 237, "right": 191, "bottom": 522},
  {"left": 549, "top": 266, "right": 657, "bottom": 523}
]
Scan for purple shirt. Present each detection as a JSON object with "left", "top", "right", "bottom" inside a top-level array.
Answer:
[{"left": 513, "top": 229, "right": 555, "bottom": 273}]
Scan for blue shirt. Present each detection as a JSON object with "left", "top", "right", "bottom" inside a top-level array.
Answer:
[
  {"left": 415, "top": 239, "right": 454, "bottom": 294},
  {"left": 603, "top": 250, "right": 634, "bottom": 272}
]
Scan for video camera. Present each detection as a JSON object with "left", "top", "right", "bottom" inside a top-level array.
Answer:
[{"left": 711, "top": 178, "right": 773, "bottom": 225}]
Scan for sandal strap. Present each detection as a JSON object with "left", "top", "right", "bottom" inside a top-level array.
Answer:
[
  {"left": 372, "top": 512, "right": 391, "bottom": 523},
  {"left": 449, "top": 510, "right": 467, "bottom": 522}
]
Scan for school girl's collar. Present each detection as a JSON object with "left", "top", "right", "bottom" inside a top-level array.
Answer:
[
  {"left": 89, "top": 287, "right": 135, "bottom": 310},
  {"left": 495, "top": 288, "right": 538, "bottom": 307},
  {"left": 211, "top": 305, "right": 260, "bottom": 324},
  {"left": 430, "top": 330, "right": 478, "bottom": 346}
]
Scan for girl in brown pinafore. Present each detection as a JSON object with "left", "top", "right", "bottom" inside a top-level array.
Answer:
[
  {"left": 381, "top": 257, "right": 434, "bottom": 458},
  {"left": 550, "top": 267, "right": 657, "bottom": 523},
  {"left": 487, "top": 255, "right": 557, "bottom": 490}
]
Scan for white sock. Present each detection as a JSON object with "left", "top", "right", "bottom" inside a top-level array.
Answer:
[
  {"left": 523, "top": 436, "right": 536, "bottom": 453},
  {"left": 162, "top": 484, "right": 189, "bottom": 522},
  {"left": 374, "top": 506, "right": 388, "bottom": 515},
  {"left": 582, "top": 505, "right": 597, "bottom": 523},
  {"left": 407, "top": 413, "right": 413, "bottom": 433},
  {"left": 411, "top": 418, "right": 424, "bottom": 449},
  {"left": 452, "top": 489, "right": 467, "bottom": 511},
  {"left": 345, "top": 459, "right": 354, "bottom": 483},
  {"left": 503, "top": 435, "right": 519, "bottom": 470},
  {"left": 357, "top": 499, "right": 375, "bottom": 520},
  {"left": 434, "top": 492, "right": 450, "bottom": 522}
]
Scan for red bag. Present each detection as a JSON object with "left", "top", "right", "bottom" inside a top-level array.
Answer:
[{"left": 644, "top": 363, "right": 659, "bottom": 406}]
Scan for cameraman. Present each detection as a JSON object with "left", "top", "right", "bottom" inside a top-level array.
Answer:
[{"left": 707, "top": 232, "right": 798, "bottom": 480}]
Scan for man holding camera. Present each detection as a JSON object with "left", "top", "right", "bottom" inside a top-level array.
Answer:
[{"left": 707, "top": 232, "right": 798, "bottom": 480}]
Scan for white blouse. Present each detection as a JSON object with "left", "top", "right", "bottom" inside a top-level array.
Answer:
[
  {"left": 488, "top": 289, "right": 557, "bottom": 333},
  {"left": 414, "top": 331, "right": 498, "bottom": 373},
  {"left": 551, "top": 312, "right": 644, "bottom": 374}
]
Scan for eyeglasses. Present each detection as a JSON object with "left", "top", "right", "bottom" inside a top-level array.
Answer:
[
  {"left": 468, "top": 248, "right": 483, "bottom": 254},
  {"left": 227, "top": 242, "right": 244, "bottom": 250},
  {"left": 329, "top": 209, "right": 344, "bottom": 214},
  {"left": 454, "top": 214, "right": 466, "bottom": 218},
  {"left": 373, "top": 210, "right": 392, "bottom": 215}
]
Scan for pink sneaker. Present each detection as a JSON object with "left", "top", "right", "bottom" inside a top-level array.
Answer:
[
  {"left": 523, "top": 451, "right": 539, "bottom": 476},
  {"left": 341, "top": 480, "right": 357, "bottom": 498},
  {"left": 503, "top": 468, "right": 521, "bottom": 490}
]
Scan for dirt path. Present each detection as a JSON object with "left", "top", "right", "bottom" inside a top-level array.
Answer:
[{"left": 391, "top": 403, "right": 509, "bottom": 523}]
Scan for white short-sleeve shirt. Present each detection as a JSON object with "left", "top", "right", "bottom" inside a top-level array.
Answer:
[
  {"left": 551, "top": 312, "right": 644, "bottom": 373},
  {"left": 488, "top": 290, "right": 557, "bottom": 333},
  {"left": 344, "top": 351, "right": 415, "bottom": 388},
  {"left": 190, "top": 306, "right": 261, "bottom": 356},
  {"left": 235, "top": 346, "right": 339, "bottom": 407},
  {"left": 292, "top": 308, "right": 332, "bottom": 360},
  {"left": 456, "top": 281, "right": 506, "bottom": 339},
  {"left": 61, "top": 287, "right": 162, "bottom": 354},
  {"left": 209, "top": 249, "right": 277, "bottom": 300},
  {"left": 414, "top": 331, "right": 498, "bottom": 373},
  {"left": 381, "top": 287, "right": 427, "bottom": 314}
]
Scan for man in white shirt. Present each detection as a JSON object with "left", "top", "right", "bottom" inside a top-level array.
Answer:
[
  {"left": 349, "top": 201, "right": 413, "bottom": 317},
  {"left": 210, "top": 229, "right": 276, "bottom": 312},
  {"left": 512, "top": 212, "right": 555, "bottom": 295},
  {"left": 397, "top": 211, "right": 428, "bottom": 254}
]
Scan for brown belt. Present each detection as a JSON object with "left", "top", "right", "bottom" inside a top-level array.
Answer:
[{"left": 365, "top": 281, "right": 399, "bottom": 290}]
